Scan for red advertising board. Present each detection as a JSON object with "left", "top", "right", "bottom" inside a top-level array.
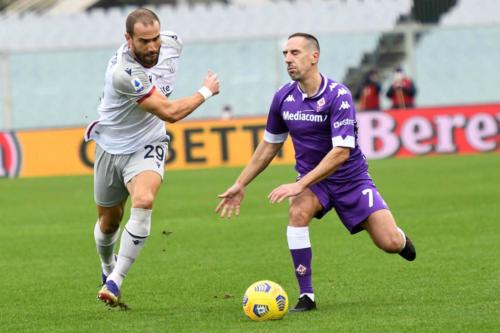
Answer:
[
  {"left": 1, "top": 103, "right": 499, "bottom": 178},
  {"left": 358, "top": 104, "right": 500, "bottom": 159}
]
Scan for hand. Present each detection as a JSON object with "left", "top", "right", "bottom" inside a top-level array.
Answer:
[
  {"left": 203, "top": 70, "right": 220, "bottom": 96},
  {"left": 215, "top": 183, "right": 245, "bottom": 219},
  {"left": 268, "top": 182, "right": 305, "bottom": 204}
]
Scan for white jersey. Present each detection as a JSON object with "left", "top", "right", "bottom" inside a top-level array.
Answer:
[{"left": 85, "top": 31, "right": 183, "bottom": 154}]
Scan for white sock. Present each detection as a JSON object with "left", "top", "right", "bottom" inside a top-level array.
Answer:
[
  {"left": 108, "top": 208, "right": 152, "bottom": 288},
  {"left": 287, "top": 226, "right": 311, "bottom": 250},
  {"left": 397, "top": 227, "right": 406, "bottom": 251},
  {"left": 300, "top": 293, "right": 315, "bottom": 302},
  {"left": 94, "top": 220, "right": 119, "bottom": 276}
]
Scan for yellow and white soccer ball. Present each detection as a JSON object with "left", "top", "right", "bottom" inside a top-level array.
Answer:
[{"left": 242, "top": 280, "right": 289, "bottom": 321}]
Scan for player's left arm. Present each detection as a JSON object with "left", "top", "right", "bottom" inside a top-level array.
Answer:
[{"left": 268, "top": 146, "right": 350, "bottom": 204}]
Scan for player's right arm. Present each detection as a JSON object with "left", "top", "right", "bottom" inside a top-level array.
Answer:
[
  {"left": 216, "top": 141, "right": 283, "bottom": 219},
  {"left": 139, "top": 71, "right": 219, "bottom": 123},
  {"left": 216, "top": 91, "right": 288, "bottom": 219},
  {"left": 113, "top": 65, "right": 219, "bottom": 123}
]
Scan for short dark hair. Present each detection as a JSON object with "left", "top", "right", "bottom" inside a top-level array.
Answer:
[
  {"left": 126, "top": 8, "right": 160, "bottom": 36},
  {"left": 288, "top": 32, "right": 320, "bottom": 52}
]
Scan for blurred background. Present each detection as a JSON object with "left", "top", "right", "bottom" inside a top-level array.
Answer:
[
  {"left": 0, "top": 3, "right": 498, "bottom": 331},
  {"left": 0, "top": 0, "right": 499, "bottom": 131}
]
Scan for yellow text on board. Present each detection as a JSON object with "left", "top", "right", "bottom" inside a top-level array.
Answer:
[{"left": 16, "top": 117, "right": 295, "bottom": 178}]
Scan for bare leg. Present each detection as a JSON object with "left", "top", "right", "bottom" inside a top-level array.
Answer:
[{"left": 361, "top": 209, "right": 416, "bottom": 260}]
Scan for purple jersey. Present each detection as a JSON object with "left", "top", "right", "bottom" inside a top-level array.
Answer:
[{"left": 264, "top": 74, "right": 368, "bottom": 182}]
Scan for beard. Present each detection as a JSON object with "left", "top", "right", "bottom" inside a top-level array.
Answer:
[
  {"left": 135, "top": 50, "right": 160, "bottom": 67},
  {"left": 288, "top": 72, "right": 301, "bottom": 81},
  {"left": 287, "top": 67, "right": 301, "bottom": 81}
]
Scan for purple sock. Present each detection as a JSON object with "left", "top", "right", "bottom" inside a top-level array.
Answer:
[{"left": 290, "top": 248, "right": 313, "bottom": 294}]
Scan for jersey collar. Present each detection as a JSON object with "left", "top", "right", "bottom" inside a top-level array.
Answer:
[{"left": 296, "top": 74, "right": 327, "bottom": 100}]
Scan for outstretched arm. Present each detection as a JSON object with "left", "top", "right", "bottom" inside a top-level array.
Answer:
[
  {"left": 139, "top": 71, "right": 220, "bottom": 123},
  {"left": 268, "top": 146, "right": 350, "bottom": 203},
  {"left": 216, "top": 140, "right": 283, "bottom": 219}
]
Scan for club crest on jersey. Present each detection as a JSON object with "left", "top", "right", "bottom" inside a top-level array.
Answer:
[
  {"left": 131, "top": 78, "right": 145, "bottom": 93},
  {"left": 316, "top": 97, "right": 325, "bottom": 112}
]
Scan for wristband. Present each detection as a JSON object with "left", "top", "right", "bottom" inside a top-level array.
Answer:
[{"left": 198, "top": 86, "right": 213, "bottom": 100}]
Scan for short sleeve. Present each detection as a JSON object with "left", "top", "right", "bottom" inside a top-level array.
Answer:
[
  {"left": 330, "top": 86, "right": 356, "bottom": 148},
  {"left": 264, "top": 93, "right": 288, "bottom": 143},
  {"left": 161, "top": 31, "right": 183, "bottom": 53},
  {"left": 112, "top": 64, "right": 154, "bottom": 103}
]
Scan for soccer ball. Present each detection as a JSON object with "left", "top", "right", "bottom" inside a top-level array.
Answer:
[{"left": 242, "top": 280, "right": 289, "bottom": 321}]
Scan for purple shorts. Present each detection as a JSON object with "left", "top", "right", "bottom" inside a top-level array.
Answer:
[{"left": 309, "top": 173, "right": 388, "bottom": 234}]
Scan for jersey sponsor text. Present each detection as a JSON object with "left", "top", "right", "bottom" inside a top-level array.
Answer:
[
  {"left": 333, "top": 118, "right": 355, "bottom": 128},
  {"left": 283, "top": 110, "right": 327, "bottom": 122}
]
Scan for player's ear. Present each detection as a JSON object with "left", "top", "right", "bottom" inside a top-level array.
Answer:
[
  {"left": 125, "top": 32, "right": 132, "bottom": 47},
  {"left": 311, "top": 51, "right": 319, "bottom": 65}
]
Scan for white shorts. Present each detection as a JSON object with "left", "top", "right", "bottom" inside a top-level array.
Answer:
[{"left": 94, "top": 141, "right": 168, "bottom": 207}]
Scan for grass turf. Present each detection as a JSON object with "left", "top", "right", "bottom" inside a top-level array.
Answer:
[{"left": 0, "top": 153, "right": 499, "bottom": 332}]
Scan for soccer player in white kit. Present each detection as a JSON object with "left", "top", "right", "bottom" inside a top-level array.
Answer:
[{"left": 85, "top": 8, "right": 219, "bottom": 307}]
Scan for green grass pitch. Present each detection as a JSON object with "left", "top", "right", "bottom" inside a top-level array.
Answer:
[{"left": 0, "top": 153, "right": 499, "bottom": 332}]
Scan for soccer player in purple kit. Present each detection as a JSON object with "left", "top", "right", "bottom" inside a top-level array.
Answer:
[{"left": 215, "top": 33, "right": 416, "bottom": 312}]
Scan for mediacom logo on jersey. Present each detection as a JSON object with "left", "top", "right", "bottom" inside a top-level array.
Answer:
[
  {"left": 0, "top": 132, "right": 22, "bottom": 178},
  {"left": 283, "top": 110, "right": 328, "bottom": 122}
]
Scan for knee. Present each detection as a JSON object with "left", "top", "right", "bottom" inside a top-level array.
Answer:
[
  {"left": 132, "top": 192, "right": 155, "bottom": 209},
  {"left": 98, "top": 208, "right": 123, "bottom": 233},
  {"left": 376, "top": 232, "right": 404, "bottom": 253},
  {"left": 288, "top": 205, "right": 312, "bottom": 227},
  {"left": 98, "top": 216, "right": 121, "bottom": 233}
]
